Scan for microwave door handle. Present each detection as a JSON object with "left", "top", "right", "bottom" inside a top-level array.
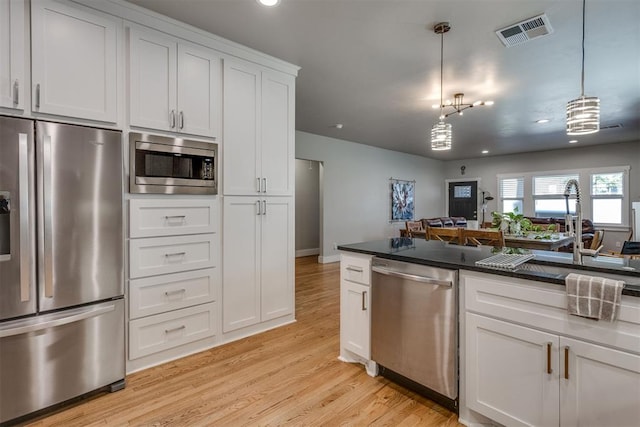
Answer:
[
  {"left": 42, "top": 134, "right": 54, "bottom": 298},
  {"left": 18, "top": 133, "right": 31, "bottom": 302}
]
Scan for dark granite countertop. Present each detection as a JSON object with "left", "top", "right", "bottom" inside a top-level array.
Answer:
[{"left": 338, "top": 238, "right": 640, "bottom": 297}]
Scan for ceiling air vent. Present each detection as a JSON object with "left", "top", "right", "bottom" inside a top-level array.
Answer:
[{"left": 496, "top": 14, "right": 553, "bottom": 47}]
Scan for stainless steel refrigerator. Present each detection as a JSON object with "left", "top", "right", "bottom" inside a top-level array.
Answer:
[{"left": 0, "top": 116, "right": 125, "bottom": 424}]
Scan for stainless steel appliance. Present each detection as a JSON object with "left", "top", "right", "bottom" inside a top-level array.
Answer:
[
  {"left": 0, "top": 117, "right": 125, "bottom": 424},
  {"left": 129, "top": 132, "right": 217, "bottom": 194},
  {"left": 371, "top": 257, "right": 458, "bottom": 411}
]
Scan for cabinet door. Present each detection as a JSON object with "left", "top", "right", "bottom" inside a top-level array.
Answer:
[
  {"left": 341, "top": 280, "right": 370, "bottom": 358},
  {"left": 0, "top": 0, "right": 24, "bottom": 110},
  {"left": 260, "top": 71, "right": 294, "bottom": 196},
  {"left": 261, "top": 197, "right": 294, "bottom": 321},
  {"left": 465, "top": 313, "right": 560, "bottom": 427},
  {"left": 560, "top": 337, "right": 640, "bottom": 427},
  {"left": 222, "top": 197, "right": 260, "bottom": 332},
  {"left": 177, "top": 43, "right": 221, "bottom": 138},
  {"left": 222, "top": 60, "right": 260, "bottom": 195},
  {"left": 129, "top": 25, "right": 176, "bottom": 132},
  {"left": 31, "top": 0, "right": 117, "bottom": 122}
]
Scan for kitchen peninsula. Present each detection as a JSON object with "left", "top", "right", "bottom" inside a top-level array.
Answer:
[{"left": 338, "top": 238, "right": 640, "bottom": 427}]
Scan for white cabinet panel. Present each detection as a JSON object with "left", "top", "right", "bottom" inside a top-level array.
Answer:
[
  {"left": 340, "top": 254, "right": 371, "bottom": 286},
  {"left": 341, "top": 281, "right": 371, "bottom": 359},
  {"left": 222, "top": 197, "right": 260, "bottom": 332},
  {"left": 261, "top": 71, "right": 294, "bottom": 196},
  {"left": 129, "top": 233, "right": 217, "bottom": 278},
  {"left": 560, "top": 337, "right": 640, "bottom": 427},
  {"left": 31, "top": 0, "right": 117, "bottom": 122},
  {"left": 466, "top": 313, "right": 560, "bottom": 427},
  {"left": 129, "top": 302, "right": 216, "bottom": 359},
  {"left": 129, "top": 268, "right": 217, "bottom": 319},
  {"left": 261, "top": 198, "right": 294, "bottom": 321},
  {"left": 129, "top": 199, "right": 217, "bottom": 238},
  {"left": 223, "top": 60, "right": 260, "bottom": 195},
  {"left": 222, "top": 196, "right": 293, "bottom": 333},
  {"left": 0, "top": 0, "right": 24, "bottom": 110},
  {"left": 128, "top": 24, "right": 221, "bottom": 138},
  {"left": 128, "top": 26, "right": 176, "bottom": 132}
]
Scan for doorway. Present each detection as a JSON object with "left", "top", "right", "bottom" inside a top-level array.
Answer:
[
  {"left": 295, "top": 159, "right": 321, "bottom": 257},
  {"left": 447, "top": 179, "right": 478, "bottom": 220}
]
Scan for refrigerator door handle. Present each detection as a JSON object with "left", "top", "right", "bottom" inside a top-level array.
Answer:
[
  {"left": 18, "top": 133, "right": 31, "bottom": 302},
  {"left": 0, "top": 303, "right": 116, "bottom": 338},
  {"left": 42, "top": 134, "right": 54, "bottom": 298}
]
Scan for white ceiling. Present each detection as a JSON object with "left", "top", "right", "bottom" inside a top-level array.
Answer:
[{"left": 127, "top": 0, "right": 640, "bottom": 160}]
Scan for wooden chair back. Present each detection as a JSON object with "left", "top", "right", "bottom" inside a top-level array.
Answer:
[
  {"left": 462, "top": 229, "right": 505, "bottom": 247},
  {"left": 405, "top": 221, "right": 426, "bottom": 238},
  {"left": 428, "top": 226, "right": 462, "bottom": 244},
  {"left": 590, "top": 230, "right": 605, "bottom": 250}
]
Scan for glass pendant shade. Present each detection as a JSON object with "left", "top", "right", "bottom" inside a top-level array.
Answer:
[
  {"left": 431, "top": 120, "right": 452, "bottom": 150},
  {"left": 566, "top": 95, "right": 600, "bottom": 135}
]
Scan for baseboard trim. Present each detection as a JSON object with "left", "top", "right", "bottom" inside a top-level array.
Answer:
[
  {"left": 295, "top": 248, "right": 320, "bottom": 257},
  {"left": 318, "top": 254, "right": 340, "bottom": 264}
]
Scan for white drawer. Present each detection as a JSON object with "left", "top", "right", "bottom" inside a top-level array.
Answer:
[
  {"left": 340, "top": 253, "right": 372, "bottom": 286},
  {"left": 129, "top": 234, "right": 217, "bottom": 278},
  {"left": 129, "top": 302, "right": 216, "bottom": 360},
  {"left": 129, "top": 199, "right": 218, "bottom": 238},
  {"left": 129, "top": 268, "right": 218, "bottom": 319}
]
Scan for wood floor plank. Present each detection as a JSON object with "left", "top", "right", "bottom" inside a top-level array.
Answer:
[{"left": 23, "top": 256, "right": 462, "bottom": 426}]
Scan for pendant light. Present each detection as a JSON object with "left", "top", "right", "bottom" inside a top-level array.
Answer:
[
  {"left": 566, "top": 0, "right": 600, "bottom": 135},
  {"left": 431, "top": 22, "right": 452, "bottom": 151}
]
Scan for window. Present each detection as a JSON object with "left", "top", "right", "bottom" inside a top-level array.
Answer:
[
  {"left": 500, "top": 177, "right": 523, "bottom": 214},
  {"left": 591, "top": 172, "right": 624, "bottom": 224},
  {"left": 533, "top": 174, "right": 578, "bottom": 217}
]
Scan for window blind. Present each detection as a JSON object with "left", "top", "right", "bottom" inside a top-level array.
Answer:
[
  {"left": 533, "top": 174, "right": 579, "bottom": 196},
  {"left": 500, "top": 177, "right": 524, "bottom": 198}
]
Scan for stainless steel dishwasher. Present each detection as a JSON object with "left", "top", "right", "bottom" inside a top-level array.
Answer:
[{"left": 371, "top": 257, "right": 458, "bottom": 411}]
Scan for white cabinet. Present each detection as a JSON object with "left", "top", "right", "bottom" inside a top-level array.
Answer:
[
  {"left": 462, "top": 271, "right": 640, "bottom": 427},
  {"left": 223, "top": 60, "right": 294, "bottom": 196},
  {"left": 339, "top": 254, "right": 374, "bottom": 369},
  {"left": 31, "top": 0, "right": 118, "bottom": 122},
  {"left": 222, "top": 196, "right": 294, "bottom": 333},
  {"left": 0, "top": 0, "right": 24, "bottom": 110},
  {"left": 129, "top": 199, "right": 217, "bottom": 238},
  {"left": 128, "top": 24, "right": 221, "bottom": 138}
]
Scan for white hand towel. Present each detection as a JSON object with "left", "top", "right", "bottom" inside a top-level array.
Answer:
[{"left": 565, "top": 273, "right": 624, "bottom": 321}]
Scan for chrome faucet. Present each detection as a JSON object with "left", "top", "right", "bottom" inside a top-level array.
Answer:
[{"left": 564, "top": 179, "right": 583, "bottom": 264}]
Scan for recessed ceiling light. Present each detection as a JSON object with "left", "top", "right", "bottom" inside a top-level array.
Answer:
[
  {"left": 569, "top": 139, "right": 578, "bottom": 144},
  {"left": 333, "top": 123, "right": 343, "bottom": 129},
  {"left": 536, "top": 119, "right": 550, "bottom": 124},
  {"left": 481, "top": 150, "right": 489, "bottom": 154},
  {"left": 257, "top": 0, "right": 280, "bottom": 6}
]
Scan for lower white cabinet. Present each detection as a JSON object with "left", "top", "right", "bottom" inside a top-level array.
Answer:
[
  {"left": 129, "top": 302, "right": 216, "bottom": 360},
  {"left": 222, "top": 196, "right": 294, "bottom": 333},
  {"left": 129, "top": 199, "right": 217, "bottom": 238},
  {"left": 462, "top": 270, "right": 640, "bottom": 427},
  {"left": 339, "top": 253, "right": 373, "bottom": 364}
]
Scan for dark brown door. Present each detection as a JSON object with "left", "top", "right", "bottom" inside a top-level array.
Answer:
[{"left": 448, "top": 181, "right": 477, "bottom": 220}]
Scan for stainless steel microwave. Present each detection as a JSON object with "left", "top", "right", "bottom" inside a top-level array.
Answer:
[{"left": 129, "top": 132, "right": 218, "bottom": 194}]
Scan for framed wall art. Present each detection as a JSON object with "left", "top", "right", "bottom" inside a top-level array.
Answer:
[{"left": 390, "top": 178, "right": 415, "bottom": 222}]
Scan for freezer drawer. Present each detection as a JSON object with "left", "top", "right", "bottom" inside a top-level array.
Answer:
[{"left": 0, "top": 299, "right": 125, "bottom": 424}]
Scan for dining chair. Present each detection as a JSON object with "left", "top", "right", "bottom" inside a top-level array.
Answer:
[
  {"left": 428, "top": 226, "right": 463, "bottom": 244},
  {"left": 405, "top": 220, "right": 426, "bottom": 238},
  {"left": 589, "top": 230, "right": 605, "bottom": 250},
  {"left": 462, "top": 229, "right": 505, "bottom": 247}
]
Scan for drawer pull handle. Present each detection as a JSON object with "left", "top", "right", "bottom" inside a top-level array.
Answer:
[
  {"left": 165, "top": 252, "right": 186, "bottom": 258},
  {"left": 164, "top": 215, "right": 186, "bottom": 219},
  {"left": 564, "top": 346, "right": 570, "bottom": 380},
  {"left": 546, "top": 342, "right": 553, "bottom": 374},
  {"left": 164, "top": 289, "right": 186, "bottom": 297},
  {"left": 346, "top": 266, "right": 363, "bottom": 273},
  {"left": 165, "top": 325, "right": 186, "bottom": 334}
]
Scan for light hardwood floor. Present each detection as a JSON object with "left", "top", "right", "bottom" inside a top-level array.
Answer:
[{"left": 25, "top": 256, "right": 462, "bottom": 426}]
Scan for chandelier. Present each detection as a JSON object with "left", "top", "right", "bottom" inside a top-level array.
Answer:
[
  {"left": 434, "top": 93, "right": 494, "bottom": 118},
  {"left": 566, "top": 0, "right": 599, "bottom": 135},
  {"left": 431, "top": 22, "right": 452, "bottom": 151}
]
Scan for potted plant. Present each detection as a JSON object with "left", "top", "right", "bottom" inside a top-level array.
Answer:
[{"left": 491, "top": 207, "right": 531, "bottom": 236}]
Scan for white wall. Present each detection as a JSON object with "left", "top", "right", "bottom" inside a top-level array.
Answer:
[
  {"left": 296, "top": 131, "right": 445, "bottom": 262},
  {"left": 443, "top": 140, "right": 640, "bottom": 250},
  {"left": 295, "top": 159, "right": 320, "bottom": 255}
]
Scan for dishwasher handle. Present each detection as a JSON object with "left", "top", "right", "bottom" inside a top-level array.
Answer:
[{"left": 372, "top": 266, "right": 452, "bottom": 287}]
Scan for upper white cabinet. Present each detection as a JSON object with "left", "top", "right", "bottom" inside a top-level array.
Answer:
[
  {"left": 0, "top": 0, "right": 25, "bottom": 110},
  {"left": 31, "top": 0, "right": 118, "bottom": 122},
  {"left": 128, "top": 24, "right": 221, "bottom": 138},
  {"left": 223, "top": 60, "right": 295, "bottom": 196}
]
